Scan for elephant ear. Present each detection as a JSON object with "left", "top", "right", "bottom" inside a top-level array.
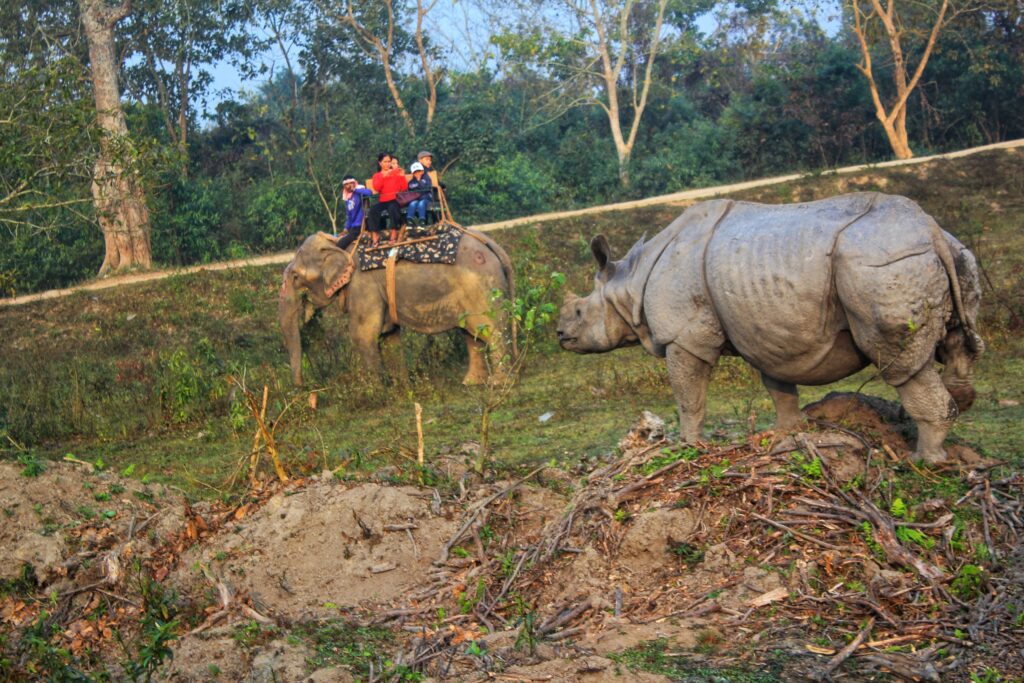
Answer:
[
  {"left": 591, "top": 235, "right": 615, "bottom": 280},
  {"left": 320, "top": 241, "right": 354, "bottom": 296}
]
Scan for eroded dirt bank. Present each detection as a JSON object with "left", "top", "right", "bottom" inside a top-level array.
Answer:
[{"left": 1, "top": 393, "right": 1021, "bottom": 681}]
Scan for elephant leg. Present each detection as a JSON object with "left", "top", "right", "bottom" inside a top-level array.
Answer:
[
  {"left": 666, "top": 343, "right": 715, "bottom": 444},
  {"left": 349, "top": 309, "right": 385, "bottom": 382},
  {"left": 463, "top": 332, "right": 488, "bottom": 385},
  {"left": 380, "top": 330, "right": 406, "bottom": 384},
  {"left": 761, "top": 374, "right": 803, "bottom": 431},
  {"left": 461, "top": 312, "right": 507, "bottom": 385},
  {"left": 892, "top": 364, "right": 958, "bottom": 464}
]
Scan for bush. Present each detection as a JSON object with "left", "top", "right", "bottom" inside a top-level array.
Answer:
[{"left": 446, "top": 153, "right": 559, "bottom": 224}]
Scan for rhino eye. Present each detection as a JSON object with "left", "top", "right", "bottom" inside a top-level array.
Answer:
[{"left": 575, "top": 308, "right": 582, "bottom": 318}]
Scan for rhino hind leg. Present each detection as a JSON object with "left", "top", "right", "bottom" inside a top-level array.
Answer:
[
  {"left": 761, "top": 374, "right": 804, "bottom": 431},
  {"left": 937, "top": 327, "right": 980, "bottom": 413},
  {"left": 894, "top": 365, "right": 959, "bottom": 464},
  {"left": 666, "top": 343, "right": 716, "bottom": 444}
]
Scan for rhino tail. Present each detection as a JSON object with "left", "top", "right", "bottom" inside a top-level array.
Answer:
[
  {"left": 930, "top": 222, "right": 982, "bottom": 355},
  {"left": 931, "top": 224, "right": 984, "bottom": 412}
]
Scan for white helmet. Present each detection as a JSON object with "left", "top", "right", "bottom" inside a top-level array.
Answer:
[{"left": 410, "top": 162, "right": 424, "bottom": 173}]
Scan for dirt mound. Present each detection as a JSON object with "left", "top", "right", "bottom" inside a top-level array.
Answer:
[
  {"left": 172, "top": 476, "right": 459, "bottom": 620},
  {"left": 0, "top": 460, "right": 185, "bottom": 583},
  {"left": 804, "top": 391, "right": 911, "bottom": 450}
]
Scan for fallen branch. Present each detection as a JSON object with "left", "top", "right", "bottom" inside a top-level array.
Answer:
[{"left": 809, "top": 617, "right": 874, "bottom": 681}]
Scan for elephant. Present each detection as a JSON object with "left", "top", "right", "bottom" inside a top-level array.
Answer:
[
  {"left": 556, "top": 193, "right": 984, "bottom": 463},
  {"left": 279, "top": 230, "right": 516, "bottom": 387}
]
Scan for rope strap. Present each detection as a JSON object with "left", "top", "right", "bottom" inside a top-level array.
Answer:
[{"left": 385, "top": 248, "right": 399, "bottom": 325}]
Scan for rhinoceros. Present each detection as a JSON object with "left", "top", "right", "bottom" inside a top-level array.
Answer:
[{"left": 556, "top": 193, "right": 983, "bottom": 463}]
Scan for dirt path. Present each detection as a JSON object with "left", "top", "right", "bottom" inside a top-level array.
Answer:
[{"left": 3, "top": 138, "right": 1021, "bottom": 308}]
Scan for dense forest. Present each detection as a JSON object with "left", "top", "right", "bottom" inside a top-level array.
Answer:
[{"left": 2, "top": 0, "right": 1022, "bottom": 295}]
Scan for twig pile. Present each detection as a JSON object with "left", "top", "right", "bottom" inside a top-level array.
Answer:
[{"left": 379, "top": 420, "right": 1023, "bottom": 681}]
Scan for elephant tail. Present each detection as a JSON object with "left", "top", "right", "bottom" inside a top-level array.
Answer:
[{"left": 465, "top": 228, "right": 518, "bottom": 359}]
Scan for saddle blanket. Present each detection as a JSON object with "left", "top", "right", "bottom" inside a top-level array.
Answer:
[{"left": 357, "top": 225, "right": 462, "bottom": 272}]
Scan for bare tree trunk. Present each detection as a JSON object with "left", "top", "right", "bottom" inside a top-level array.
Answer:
[
  {"left": 320, "top": 0, "right": 416, "bottom": 135},
  {"left": 79, "top": 0, "right": 152, "bottom": 274},
  {"left": 849, "top": 0, "right": 951, "bottom": 161},
  {"left": 588, "top": 0, "right": 669, "bottom": 188},
  {"left": 415, "top": 0, "right": 441, "bottom": 129}
]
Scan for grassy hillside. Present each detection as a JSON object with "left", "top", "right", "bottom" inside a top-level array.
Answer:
[{"left": 1, "top": 148, "right": 1021, "bottom": 496}]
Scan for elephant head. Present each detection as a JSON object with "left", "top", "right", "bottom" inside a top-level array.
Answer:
[
  {"left": 278, "top": 233, "right": 354, "bottom": 386},
  {"left": 556, "top": 234, "right": 642, "bottom": 353}
]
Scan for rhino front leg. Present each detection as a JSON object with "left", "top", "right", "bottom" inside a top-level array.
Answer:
[
  {"left": 666, "top": 343, "right": 715, "bottom": 444},
  {"left": 761, "top": 374, "right": 803, "bottom": 431},
  {"left": 893, "top": 365, "right": 958, "bottom": 464}
]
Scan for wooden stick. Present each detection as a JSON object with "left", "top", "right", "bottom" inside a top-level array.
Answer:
[
  {"left": 366, "top": 235, "right": 439, "bottom": 252},
  {"left": 749, "top": 511, "right": 845, "bottom": 551},
  {"left": 415, "top": 402, "right": 424, "bottom": 467},
  {"left": 810, "top": 617, "right": 874, "bottom": 681},
  {"left": 249, "top": 385, "right": 268, "bottom": 487}
]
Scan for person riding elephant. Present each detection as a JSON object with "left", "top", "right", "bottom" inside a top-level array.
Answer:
[
  {"left": 366, "top": 152, "right": 408, "bottom": 246},
  {"left": 338, "top": 175, "right": 372, "bottom": 250},
  {"left": 278, "top": 230, "right": 517, "bottom": 387}
]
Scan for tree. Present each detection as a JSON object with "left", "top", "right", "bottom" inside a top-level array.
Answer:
[
  {"left": 493, "top": 0, "right": 674, "bottom": 187},
  {"left": 847, "top": 0, "right": 959, "bottom": 159},
  {"left": 122, "top": 0, "right": 259, "bottom": 174},
  {"left": 78, "top": 0, "right": 152, "bottom": 273},
  {"left": 313, "top": 0, "right": 444, "bottom": 135}
]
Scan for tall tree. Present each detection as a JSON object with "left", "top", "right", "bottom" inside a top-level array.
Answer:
[
  {"left": 847, "top": 0, "right": 959, "bottom": 159},
  {"left": 78, "top": 0, "right": 152, "bottom": 273},
  {"left": 493, "top": 0, "right": 673, "bottom": 187},
  {"left": 122, "top": 0, "right": 258, "bottom": 174}
]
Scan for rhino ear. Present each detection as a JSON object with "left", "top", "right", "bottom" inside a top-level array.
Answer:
[{"left": 590, "top": 235, "right": 614, "bottom": 277}]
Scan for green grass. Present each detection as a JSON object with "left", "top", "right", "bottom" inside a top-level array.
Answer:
[
  {"left": 0, "top": 149, "right": 1021, "bottom": 497},
  {"left": 609, "top": 638, "right": 785, "bottom": 682}
]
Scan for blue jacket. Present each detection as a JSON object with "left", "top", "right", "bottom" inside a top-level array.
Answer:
[
  {"left": 344, "top": 187, "right": 373, "bottom": 230},
  {"left": 408, "top": 174, "right": 432, "bottom": 197}
]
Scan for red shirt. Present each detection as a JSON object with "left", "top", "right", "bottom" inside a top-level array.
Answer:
[{"left": 372, "top": 169, "right": 408, "bottom": 202}]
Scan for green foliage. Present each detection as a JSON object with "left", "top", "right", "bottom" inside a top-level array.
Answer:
[
  {"left": 860, "top": 522, "right": 886, "bottom": 562},
  {"left": 895, "top": 526, "right": 935, "bottom": 550},
  {"left": 669, "top": 541, "right": 705, "bottom": 567},
  {"left": 609, "top": 638, "right": 782, "bottom": 682},
  {"left": 294, "top": 620, "right": 422, "bottom": 681},
  {"left": 951, "top": 564, "right": 986, "bottom": 600},
  {"left": 121, "top": 572, "right": 180, "bottom": 681},
  {"left": 789, "top": 451, "right": 821, "bottom": 480},
  {"left": 642, "top": 446, "right": 700, "bottom": 474},
  {"left": 17, "top": 451, "right": 45, "bottom": 477},
  {"left": 157, "top": 338, "right": 225, "bottom": 423}
]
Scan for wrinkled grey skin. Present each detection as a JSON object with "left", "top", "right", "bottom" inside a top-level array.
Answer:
[
  {"left": 557, "top": 193, "right": 984, "bottom": 464},
  {"left": 279, "top": 231, "right": 515, "bottom": 386}
]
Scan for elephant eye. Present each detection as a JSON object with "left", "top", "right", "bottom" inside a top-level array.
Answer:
[{"left": 575, "top": 308, "right": 581, "bottom": 318}]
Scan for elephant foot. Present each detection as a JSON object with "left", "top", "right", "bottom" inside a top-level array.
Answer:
[{"left": 462, "top": 372, "right": 487, "bottom": 386}]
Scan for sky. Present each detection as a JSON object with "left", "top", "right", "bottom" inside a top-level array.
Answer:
[{"left": 198, "top": 0, "right": 841, "bottom": 118}]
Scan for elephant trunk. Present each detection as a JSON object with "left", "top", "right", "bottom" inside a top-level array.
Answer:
[{"left": 278, "top": 265, "right": 304, "bottom": 386}]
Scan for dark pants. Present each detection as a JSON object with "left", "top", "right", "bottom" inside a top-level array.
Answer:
[
  {"left": 368, "top": 200, "right": 402, "bottom": 232},
  {"left": 338, "top": 228, "right": 360, "bottom": 250}
]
